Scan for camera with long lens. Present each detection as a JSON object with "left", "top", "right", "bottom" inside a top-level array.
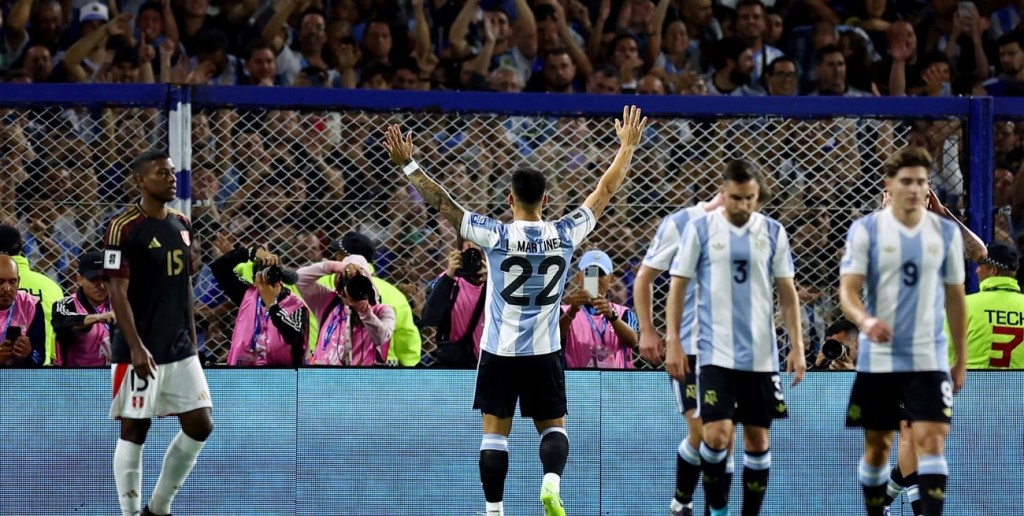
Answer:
[
  {"left": 339, "top": 274, "right": 375, "bottom": 303},
  {"left": 456, "top": 248, "right": 483, "bottom": 278},
  {"left": 253, "top": 258, "right": 298, "bottom": 285},
  {"left": 821, "top": 338, "right": 848, "bottom": 362}
]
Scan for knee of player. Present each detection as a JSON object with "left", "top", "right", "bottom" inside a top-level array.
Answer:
[
  {"left": 911, "top": 432, "right": 946, "bottom": 456},
  {"left": 120, "top": 418, "right": 152, "bottom": 444},
  {"left": 742, "top": 428, "right": 770, "bottom": 453},
  {"left": 702, "top": 424, "right": 731, "bottom": 448},
  {"left": 184, "top": 418, "right": 214, "bottom": 442}
]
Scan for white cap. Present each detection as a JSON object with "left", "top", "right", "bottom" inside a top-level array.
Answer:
[{"left": 79, "top": 2, "right": 109, "bottom": 23}]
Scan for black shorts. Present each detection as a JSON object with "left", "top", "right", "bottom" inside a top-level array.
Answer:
[
  {"left": 473, "top": 350, "right": 567, "bottom": 420},
  {"left": 672, "top": 355, "right": 699, "bottom": 413},
  {"left": 846, "top": 371, "right": 953, "bottom": 431},
  {"left": 698, "top": 365, "right": 788, "bottom": 428}
]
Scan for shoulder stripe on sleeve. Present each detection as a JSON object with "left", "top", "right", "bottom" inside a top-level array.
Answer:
[{"left": 107, "top": 206, "right": 143, "bottom": 246}]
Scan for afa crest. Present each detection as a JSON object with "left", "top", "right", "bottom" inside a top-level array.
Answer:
[{"left": 703, "top": 390, "right": 718, "bottom": 406}]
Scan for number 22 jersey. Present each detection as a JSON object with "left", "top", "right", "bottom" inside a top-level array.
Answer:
[{"left": 461, "top": 206, "right": 596, "bottom": 357}]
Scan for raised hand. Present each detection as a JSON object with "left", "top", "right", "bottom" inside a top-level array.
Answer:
[
  {"left": 615, "top": 105, "right": 648, "bottom": 147},
  {"left": 383, "top": 125, "right": 415, "bottom": 164}
]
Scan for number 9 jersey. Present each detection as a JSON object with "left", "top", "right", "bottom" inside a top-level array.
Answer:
[
  {"left": 841, "top": 208, "right": 965, "bottom": 373},
  {"left": 460, "top": 206, "right": 596, "bottom": 357}
]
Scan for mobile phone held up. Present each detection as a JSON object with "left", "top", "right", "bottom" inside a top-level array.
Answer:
[
  {"left": 583, "top": 266, "right": 601, "bottom": 298},
  {"left": 4, "top": 325, "right": 21, "bottom": 343}
]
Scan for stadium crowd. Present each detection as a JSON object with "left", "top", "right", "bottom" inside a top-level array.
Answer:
[{"left": 1, "top": 0, "right": 1024, "bottom": 368}]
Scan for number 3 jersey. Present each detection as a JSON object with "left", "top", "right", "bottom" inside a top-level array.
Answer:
[
  {"left": 103, "top": 204, "right": 196, "bottom": 365},
  {"left": 460, "top": 206, "right": 596, "bottom": 357},
  {"left": 670, "top": 209, "right": 795, "bottom": 373},
  {"left": 841, "top": 208, "right": 964, "bottom": 374}
]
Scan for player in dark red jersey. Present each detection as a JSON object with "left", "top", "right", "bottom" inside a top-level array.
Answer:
[{"left": 103, "top": 150, "right": 213, "bottom": 516}]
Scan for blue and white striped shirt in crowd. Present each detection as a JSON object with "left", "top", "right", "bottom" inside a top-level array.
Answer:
[
  {"left": 460, "top": 206, "right": 596, "bottom": 357},
  {"left": 670, "top": 210, "right": 795, "bottom": 372},
  {"left": 642, "top": 205, "right": 707, "bottom": 355},
  {"left": 840, "top": 208, "right": 965, "bottom": 374}
]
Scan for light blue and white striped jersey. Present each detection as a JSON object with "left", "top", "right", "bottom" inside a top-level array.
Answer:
[
  {"left": 840, "top": 208, "right": 965, "bottom": 373},
  {"left": 461, "top": 206, "right": 596, "bottom": 357},
  {"left": 642, "top": 205, "right": 707, "bottom": 355},
  {"left": 670, "top": 210, "right": 795, "bottom": 372}
]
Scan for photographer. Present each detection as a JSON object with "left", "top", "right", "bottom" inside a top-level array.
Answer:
[
  {"left": 297, "top": 255, "right": 395, "bottom": 366},
  {"left": 559, "top": 251, "right": 639, "bottom": 369},
  {"left": 812, "top": 319, "right": 859, "bottom": 371},
  {"left": 421, "top": 240, "right": 487, "bottom": 368},
  {"left": 52, "top": 251, "right": 115, "bottom": 366},
  {"left": 211, "top": 245, "right": 308, "bottom": 366},
  {"left": 0, "top": 255, "right": 45, "bottom": 367}
]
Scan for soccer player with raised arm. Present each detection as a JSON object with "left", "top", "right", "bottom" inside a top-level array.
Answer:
[
  {"left": 839, "top": 147, "right": 967, "bottom": 516},
  {"left": 104, "top": 150, "right": 214, "bottom": 516},
  {"left": 384, "top": 105, "right": 647, "bottom": 516},
  {"left": 664, "top": 159, "right": 806, "bottom": 516}
]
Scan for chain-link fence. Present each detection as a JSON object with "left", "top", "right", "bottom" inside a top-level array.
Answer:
[{"left": 0, "top": 88, "right": 982, "bottom": 367}]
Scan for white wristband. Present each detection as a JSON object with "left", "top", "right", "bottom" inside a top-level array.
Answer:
[{"left": 403, "top": 160, "right": 420, "bottom": 176}]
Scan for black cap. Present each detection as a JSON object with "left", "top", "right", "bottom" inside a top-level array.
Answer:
[
  {"left": 327, "top": 232, "right": 374, "bottom": 261},
  {"left": 0, "top": 224, "right": 24, "bottom": 256},
  {"left": 78, "top": 251, "right": 106, "bottom": 280},
  {"left": 981, "top": 241, "right": 1020, "bottom": 272}
]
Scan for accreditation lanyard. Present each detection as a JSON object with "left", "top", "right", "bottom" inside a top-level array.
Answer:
[
  {"left": 584, "top": 308, "right": 611, "bottom": 366},
  {"left": 97, "top": 301, "right": 112, "bottom": 336},
  {"left": 321, "top": 304, "right": 348, "bottom": 352},
  {"left": 250, "top": 298, "right": 273, "bottom": 351}
]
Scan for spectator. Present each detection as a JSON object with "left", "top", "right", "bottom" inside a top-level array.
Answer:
[
  {"left": 320, "top": 232, "right": 421, "bottom": 366},
  {"left": 811, "top": 319, "right": 858, "bottom": 370},
  {"left": 134, "top": 1, "right": 179, "bottom": 47},
  {"left": 734, "top": 0, "right": 782, "bottom": 82},
  {"left": 705, "top": 37, "right": 762, "bottom": 95},
  {"left": 533, "top": 2, "right": 590, "bottom": 79},
  {"left": 361, "top": 18, "right": 394, "bottom": 67},
  {"left": 585, "top": 64, "right": 621, "bottom": 93},
  {"left": 877, "top": 20, "right": 923, "bottom": 95},
  {"left": 271, "top": 7, "right": 337, "bottom": 86},
  {"left": 487, "top": 66, "right": 523, "bottom": 92},
  {"left": 18, "top": 45, "right": 54, "bottom": 82},
  {"left": 241, "top": 39, "right": 280, "bottom": 86},
  {"left": 0, "top": 254, "right": 45, "bottom": 367},
  {"left": 607, "top": 33, "right": 644, "bottom": 91},
  {"left": 211, "top": 245, "right": 308, "bottom": 366},
  {"left": 637, "top": 73, "right": 667, "bottom": 94},
  {"left": 526, "top": 47, "right": 579, "bottom": 92},
  {"left": 7, "top": 0, "right": 63, "bottom": 55},
  {"left": 809, "top": 44, "right": 869, "bottom": 96},
  {"left": 449, "top": 1, "right": 537, "bottom": 84},
  {"left": 653, "top": 17, "right": 702, "bottom": 88},
  {"left": 762, "top": 55, "right": 798, "bottom": 95},
  {"left": 559, "top": 250, "right": 639, "bottom": 369},
  {"left": 188, "top": 28, "right": 239, "bottom": 85},
  {"left": 297, "top": 254, "right": 395, "bottom": 366},
  {"left": 0, "top": 224, "right": 63, "bottom": 365},
  {"left": 981, "top": 32, "right": 1024, "bottom": 96},
  {"left": 51, "top": 251, "right": 113, "bottom": 366},
  {"left": 421, "top": 239, "right": 487, "bottom": 368}
]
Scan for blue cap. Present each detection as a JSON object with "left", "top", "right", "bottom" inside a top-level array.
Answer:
[{"left": 578, "top": 250, "right": 613, "bottom": 275}]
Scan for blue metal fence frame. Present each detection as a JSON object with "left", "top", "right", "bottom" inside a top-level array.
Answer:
[{"left": 0, "top": 85, "right": 999, "bottom": 291}]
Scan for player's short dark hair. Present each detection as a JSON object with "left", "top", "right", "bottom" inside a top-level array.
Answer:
[
  {"left": 511, "top": 168, "right": 547, "bottom": 207},
  {"left": 884, "top": 147, "right": 932, "bottom": 177},
  {"left": 130, "top": 150, "right": 171, "bottom": 176},
  {"left": 721, "top": 158, "right": 761, "bottom": 184}
]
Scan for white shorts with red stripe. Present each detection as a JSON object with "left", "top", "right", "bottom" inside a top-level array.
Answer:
[{"left": 109, "top": 355, "right": 212, "bottom": 419}]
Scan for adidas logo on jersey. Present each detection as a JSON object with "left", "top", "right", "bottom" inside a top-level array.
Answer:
[{"left": 148, "top": 237, "right": 161, "bottom": 249}]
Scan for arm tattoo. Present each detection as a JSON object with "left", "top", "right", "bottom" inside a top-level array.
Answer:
[{"left": 408, "top": 171, "right": 466, "bottom": 229}]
